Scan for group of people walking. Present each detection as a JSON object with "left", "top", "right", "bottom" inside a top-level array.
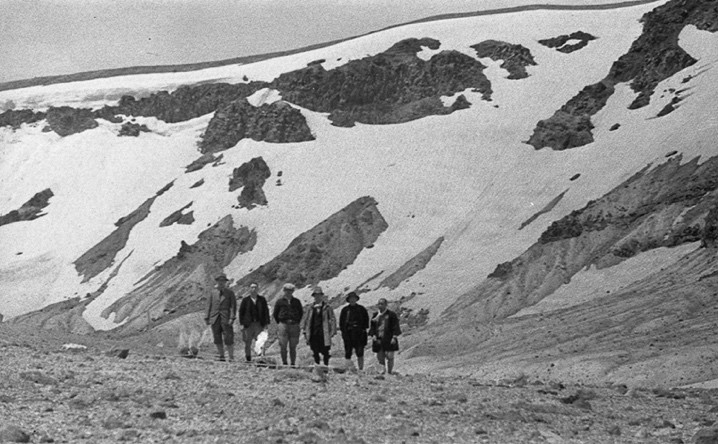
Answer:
[{"left": 204, "top": 274, "right": 401, "bottom": 374}]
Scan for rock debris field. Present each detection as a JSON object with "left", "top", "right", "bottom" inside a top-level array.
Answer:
[{"left": 2, "top": 325, "right": 718, "bottom": 444}]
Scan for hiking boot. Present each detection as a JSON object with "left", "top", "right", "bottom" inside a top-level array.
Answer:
[{"left": 217, "top": 356, "right": 226, "bottom": 362}]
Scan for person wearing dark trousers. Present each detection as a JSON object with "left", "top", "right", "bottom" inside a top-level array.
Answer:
[
  {"left": 339, "top": 291, "right": 369, "bottom": 370},
  {"left": 238, "top": 282, "right": 270, "bottom": 362},
  {"left": 272, "top": 283, "right": 303, "bottom": 366},
  {"left": 301, "top": 286, "right": 337, "bottom": 366},
  {"left": 369, "top": 298, "right": 401, "bottom": 374},
  {"left": 204, "top": 273, "right": 237, "bottom": 362}
]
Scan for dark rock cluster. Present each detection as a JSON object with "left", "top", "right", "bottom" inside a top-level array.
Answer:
[
  {"left": 527, "top": 0, "right": 718, "bottom": 150},
  {"left": 471, "top": 40, "right": 537, "bottom": 79},
  {"left": 270, "top": 37, "right": 490, "bottom": 127},
  {"left": 537, "top": 154, "right": 718, "bottom": 253},
  {"left": 94, "top": 82, "right": 267, "bottom": 124},
  {"left": 199, "top": 100, "right": 315, "bottom": 153},
  {"left": 538, "top": 31, "right": 597, "bottom": 53},
  {"left": 0, "top": 188, "right": 54, "bottom": 227},
  {"left": 235, "top": 196, "right": 388, "bottom": 291},
  {"left": 184, "top": 153, "right": 223, "bottom": 173},
  {"left": 159, "top": 203, "right": 195, "bottom": 227},
  {"left": 73, "top": 182, "right": 173, "bottom": 282},
  {"left": 0, "top": 108, "right": 46, "bottom": 129},
  {"left": 102, "top": 215, "right": 257, "bottom": 331},
  {"left": 228, "top": 157, "right": 271, "bottom": 209},
  {"left": 45, "top": 106, "right": 99, "bottom": 136},
  {"left": 118, "top": 121, "right": 150, "bottom": 137}
]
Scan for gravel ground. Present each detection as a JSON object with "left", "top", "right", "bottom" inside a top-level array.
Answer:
[{"left": 2, "top": 325, "right": 718, "bottom": 443}]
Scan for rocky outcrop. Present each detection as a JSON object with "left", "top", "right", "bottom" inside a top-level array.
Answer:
[
  {"left": 527, "top": 0, "right": 718, "bottom": 150},
  {"left": 0, "top": 109, "right": 46, "bottom": 129},
  {"left": 199, "top": 100, "right": 314, "bottom": 153},
  {"left": 441, "top": 154, "right": 718, "bottom": 327},
  {"left": 271, "top": 38, "right": 491, "bottom": 127},
  {"left": 46, "top": 107, "right": 98, "bottom": 136},
  {"left": 538, "top": 31, "right": 597, "bottom": 53},
  {"left": 94, "top": 82, "right": 267, "bottom": 124},
  {"left": 101, "top": 215, "right": 256, "bottom": 333},
  {"left": 519, "top": 189, "right": 568, "bottom": 230},
  {"left": 159, "top": 203, "right": 194, "bottom": 227},
  {"left": 118, "top": 121, "right": 150, "bottom": 137},
  {"left": 185, "top": 153, "right": 223, "bottom": 173},
  {"left": 233, "top": 196, "right": 388, "bottom": 296},
  {"left": 229, "top": 157, "right": 271, "bottom": 209},
  {"left": 377, "top": 237, "right": 444, "bottom": 290},
  {"left": 471, "top": 40, "right": 537, "bottom": 79},
  {"left": 0, "top": 189, "right": 53, "bottom": 227},
  {"left": 73, "top": 183, "right": 173, "bottom": 282}
]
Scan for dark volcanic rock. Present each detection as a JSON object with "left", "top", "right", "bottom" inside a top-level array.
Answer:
[
  {"left": 74, "top": 183, "right": 173, "bottom": 282},
  {"left": 377, "top": 237, "right": 444, "bottom": 290},
  {"left": 46, "top": 106, "right": 98, "bottom": 136},
  {"left": 235, "top": 196, "right": 388, "bottom": 292},
  {"left": 118, "top": 121, "right": 150, "bottom": 137},
  {"left": 185, "top": 153, "right": 223, "bottom": 173},
  {"left": 160, "top": 203, "right": 194, "bottom": 227},
  {"left": 199, "top": 99, "right": 314, "bottom": 153},
  {"left": 528, "top": 0, "right": 718, "bottom": 150},
  {"left": 102, "top": 215, "right": 257, "bottom": 331},
  {"left": 271, "top": 37, "right": 490, "bottom": 127},
  {"left": 94, "top": 82, "right": 267, "bottom": 124},
  {"left": 538, "top": 31, "right": 597, "bottom": 53},
  {"left": 229, "top": 157, "right": 271, "bottom": 209},
  {"left": 0, "top": 108, "right": 46, "bottom": 129},
  {"left": 471, "top": 40, "right": 537, "bottom": 79},
  {"left": 537, "top": 154, "right": 718, "bottom": 250},
  {"left": 0, "top": 188, "right": 54, "bottom": 227}
]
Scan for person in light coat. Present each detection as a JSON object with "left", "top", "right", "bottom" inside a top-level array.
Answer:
[{"left": 300, "top": 286, "right": 337, "bottom": 366}]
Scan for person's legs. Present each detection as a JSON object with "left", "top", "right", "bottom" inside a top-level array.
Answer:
[
  {"left": 243, "top": 322, "right": 261, "bottom": 361},
  {"left": 386, "top": 351, "right": 395, "bottom": 374},
  {"left": 322, "top": 347, "right": 330, "bottom": 366},
  {"left": 309, "top": 334, "right": 321, "bottom": 364},
  {"left": 377, "top": 350, "right": 386, "bottom": 373},
  {"left": 277, "top": 323, "right": 289, "bottom": 365},
  {"left": 287, "top": 324, "right": 300, "bottom": 366},
  {"left": 343, "top": 334, "right": 353, "bottom": 360},
  {"left": 355, "top": 344, "right": 365, "bottom": 370},
  {"left": 211, "top": 320, "right": 225, "bottom": 360},
  {"left": 224, "top": 323, "right": 235, "bottom": 362}
]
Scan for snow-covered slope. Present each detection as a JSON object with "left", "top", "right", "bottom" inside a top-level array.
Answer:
[{"left": 1, "top": 0, "right": 718, "bottom": 384}]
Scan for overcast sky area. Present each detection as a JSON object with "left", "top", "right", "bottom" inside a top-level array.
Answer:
[{"left": 1, "top": 0, "right": 642, "bottom": 84}]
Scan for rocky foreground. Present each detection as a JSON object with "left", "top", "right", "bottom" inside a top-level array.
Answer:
[{"left": 1, "top": 325, "right": 718, "bottom": 444}]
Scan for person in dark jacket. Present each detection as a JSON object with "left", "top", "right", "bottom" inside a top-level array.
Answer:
[
  {"left": 368, "top": 298, "right": 401, "bottom": 374},
  {"left": 339, "top": 291, "right": 369, "bottom": 370},
  {"left": 238, "top": 282, "right": 270, "bottom": 362},
  {"left": 272, "top": 283, "right": 303, "bottom": 366},
  {"left": 204, "top": 273, "right": 237, "bottom": 362},
  {"left": 300, "top": 286, "right": 337, "bottom": 366}
]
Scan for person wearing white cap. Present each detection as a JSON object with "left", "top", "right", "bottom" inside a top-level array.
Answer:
[
  {"left": 272, "top": 283, "right": 303, "bottom": 366},
  {"left": 300, "top": 286, "right": 337, "bottom": 366},
  {"left": 204, "top": 273, "right": 237, "bottom": 362}
]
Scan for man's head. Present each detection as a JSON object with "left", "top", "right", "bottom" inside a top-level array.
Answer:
[
  {"left": 215, "top": 273, "right": 229, "bottom": 288},
  {"left": 377, "top": 298, "right": 388, "bottom": 313},
  {"left": 346, "top": 292, "right": 359, "bottom": 305},
  {"left": 283, "top": 283, "right": 296, "bottom": 297},
  {"left": 249, "top": 282, "right": 259, "bottom": 295},
  {"left": 311, "top": 286, "right": 324, "bottom": 300}
]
